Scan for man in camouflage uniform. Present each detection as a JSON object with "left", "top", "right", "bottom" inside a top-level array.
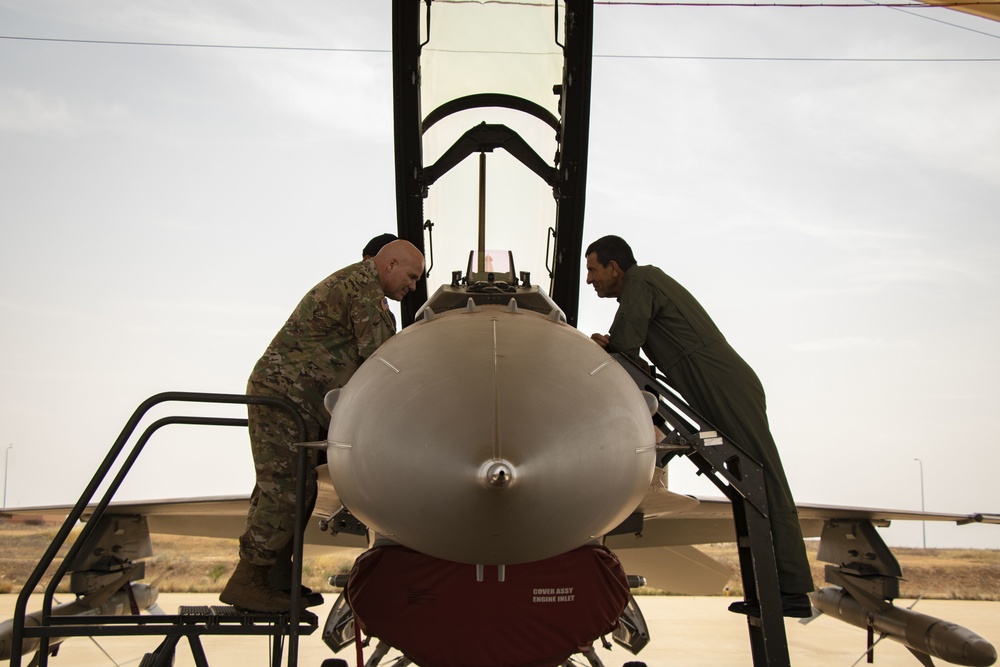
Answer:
[{"left": 221, "top": 240, "right": 425, "bottom": 613}]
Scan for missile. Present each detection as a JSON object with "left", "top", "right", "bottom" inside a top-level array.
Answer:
[
  {"left": 0, "top": 583, "right": 160, "bottom": 660},
  {"left": 812, "top": 586, "right": 997, "bottom": 667},
  {"left": 325, "top": 291, "right": 658, "bottom": 566}
]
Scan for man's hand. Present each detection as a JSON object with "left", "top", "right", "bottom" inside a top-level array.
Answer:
[{"left": 591, "top": 333, "right": 610, "bottom": 348}]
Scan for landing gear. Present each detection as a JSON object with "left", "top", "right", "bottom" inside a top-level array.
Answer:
[{"left": 560, "top": 649, "right": 648, "bottom": 667}]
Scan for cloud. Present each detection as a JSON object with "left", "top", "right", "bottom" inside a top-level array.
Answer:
[
  {"left": 0, "top": 87, "right": 74, "bottom": 134},
  {"left": 0, "top": 84, "right": 139, "bottom": 138}
]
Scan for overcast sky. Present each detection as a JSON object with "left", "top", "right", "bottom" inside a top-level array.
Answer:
[{"left": 1, "top": 1, "right": 998, "bottom": 550}]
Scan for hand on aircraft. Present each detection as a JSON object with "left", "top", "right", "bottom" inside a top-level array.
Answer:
[{"left": 591, "top": 333, "right": 610, "bottom": 347}]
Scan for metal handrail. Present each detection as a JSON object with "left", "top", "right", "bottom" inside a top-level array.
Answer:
[{"left": 11, "top": 391, "right": 309, "bottom": 667}]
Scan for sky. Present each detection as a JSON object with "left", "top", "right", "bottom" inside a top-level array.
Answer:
[{"left": 1, "top": 0, "right": 999, "bottom": 550}]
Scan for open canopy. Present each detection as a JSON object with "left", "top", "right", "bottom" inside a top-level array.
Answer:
[{"left": 393, "top": 0, "right": 593, "bottom": 326}]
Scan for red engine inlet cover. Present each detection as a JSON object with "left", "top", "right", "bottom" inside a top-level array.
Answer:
[{"left": 347, "top": 544, "right": 631, "bottom": 667}]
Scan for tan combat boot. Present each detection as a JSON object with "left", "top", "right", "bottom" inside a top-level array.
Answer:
[
  {"left": 269, "top": 554, "right": 325, "bottom": 608},
  {"left": 220, "top": 559, "right": 303, "bottom": 613}
]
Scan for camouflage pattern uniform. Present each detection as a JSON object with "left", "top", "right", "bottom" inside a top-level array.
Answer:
[{"left": 240, "top": 258, "right": 396, "bottom": 566}]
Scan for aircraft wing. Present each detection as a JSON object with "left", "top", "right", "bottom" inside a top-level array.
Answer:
[
  {"left": 2, "top": 479, "right": 367, "bottom": 553},
  {"left": 8, "top": 469, "right": 992, "bottom": 537},
  {"left": 611, "top": 492, "right": 998, "bottom": 548},
  {"left": 6, "top": 474, "right": 993, "bottom": 554},
  {"left": 6, "top": 467, "right": 994, "bottom": 596},
  {"left": 1, "top": 496, "right": 252, "bottom": 525},
  {"left": 606, "top": 485, "right": 998, "bottom": 594}
]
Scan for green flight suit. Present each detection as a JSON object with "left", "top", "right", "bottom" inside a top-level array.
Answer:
[{"left": 606, "top": 265, "right": 813, "bottom": 594}]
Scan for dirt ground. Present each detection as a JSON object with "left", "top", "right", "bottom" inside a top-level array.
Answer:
[
  {"left": 3, "top": 520, "right": 998, "bottom": 666},
  {"left": 2, "top": 593, "right": 998, "bottom": 667},
  {"left": 3, "top": 521, "right": 998, "bottom": 599}
]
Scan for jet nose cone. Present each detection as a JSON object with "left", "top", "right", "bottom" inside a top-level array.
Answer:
[{"left": 326, "top": 306, "right": 657, "bottom": 565}]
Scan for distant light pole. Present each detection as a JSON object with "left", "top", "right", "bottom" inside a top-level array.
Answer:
[
  {"left": 3, "top": 444, "right": 12, "bottom": 508},
  {"left": 914, "top": 457, "right": 926, "bottom": 549}
]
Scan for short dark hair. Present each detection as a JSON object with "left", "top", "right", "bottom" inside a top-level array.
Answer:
[
  {"left": 585, "top": 235, "right": 636, "bottom": 271},
  {"left": 363, "top": 233, "right": 397, "bottom": 258}
]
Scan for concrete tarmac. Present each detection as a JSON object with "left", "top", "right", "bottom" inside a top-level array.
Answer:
[{"left": 3, "top": 593, "right": 998, "bottom": 667}]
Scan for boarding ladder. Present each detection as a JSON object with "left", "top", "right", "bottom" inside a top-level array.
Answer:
[
  {"left": 9, "top": 392, "right": 317, "bottom": 667},
  {"left": 615, "top": 354, "right": 793, "bottom": 667}
]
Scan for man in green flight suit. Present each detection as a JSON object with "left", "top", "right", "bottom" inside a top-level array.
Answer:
[
  {"left": 220, "top": 239, "right": 425, "bottom": 613},
  {"left": 585, "top": 235, "right": 813, "bottom": 618}
]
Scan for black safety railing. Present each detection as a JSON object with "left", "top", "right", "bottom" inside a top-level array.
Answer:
[
  {"left": 11, "top": 391, "right": 313, "bottom": 667},
  {"left": 613, "top": 355, "right": 792, "bottom": 667}
]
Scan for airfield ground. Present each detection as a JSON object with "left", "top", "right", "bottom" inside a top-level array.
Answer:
[
  {"left": 2, "top": 593, "right": 999, "bottom": 667},
  {"left": 2, "top": 521, "right": 998, "bottom": 666}
]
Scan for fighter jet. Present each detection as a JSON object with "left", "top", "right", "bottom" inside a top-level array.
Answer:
[{"left": 4, "top": 2, "right": 1000, "bottom": 667}]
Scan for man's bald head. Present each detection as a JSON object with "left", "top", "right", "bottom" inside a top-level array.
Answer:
[{"left": 374, "top": 240, "right": 425, "bottom": 301}]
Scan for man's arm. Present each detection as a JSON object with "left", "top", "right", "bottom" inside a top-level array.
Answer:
[
  {"left": 605, "top": 279, "right": 657, "bottom": 359},
  {"left": 349, "top": 293, "right": 389, "bottom": 361}
]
